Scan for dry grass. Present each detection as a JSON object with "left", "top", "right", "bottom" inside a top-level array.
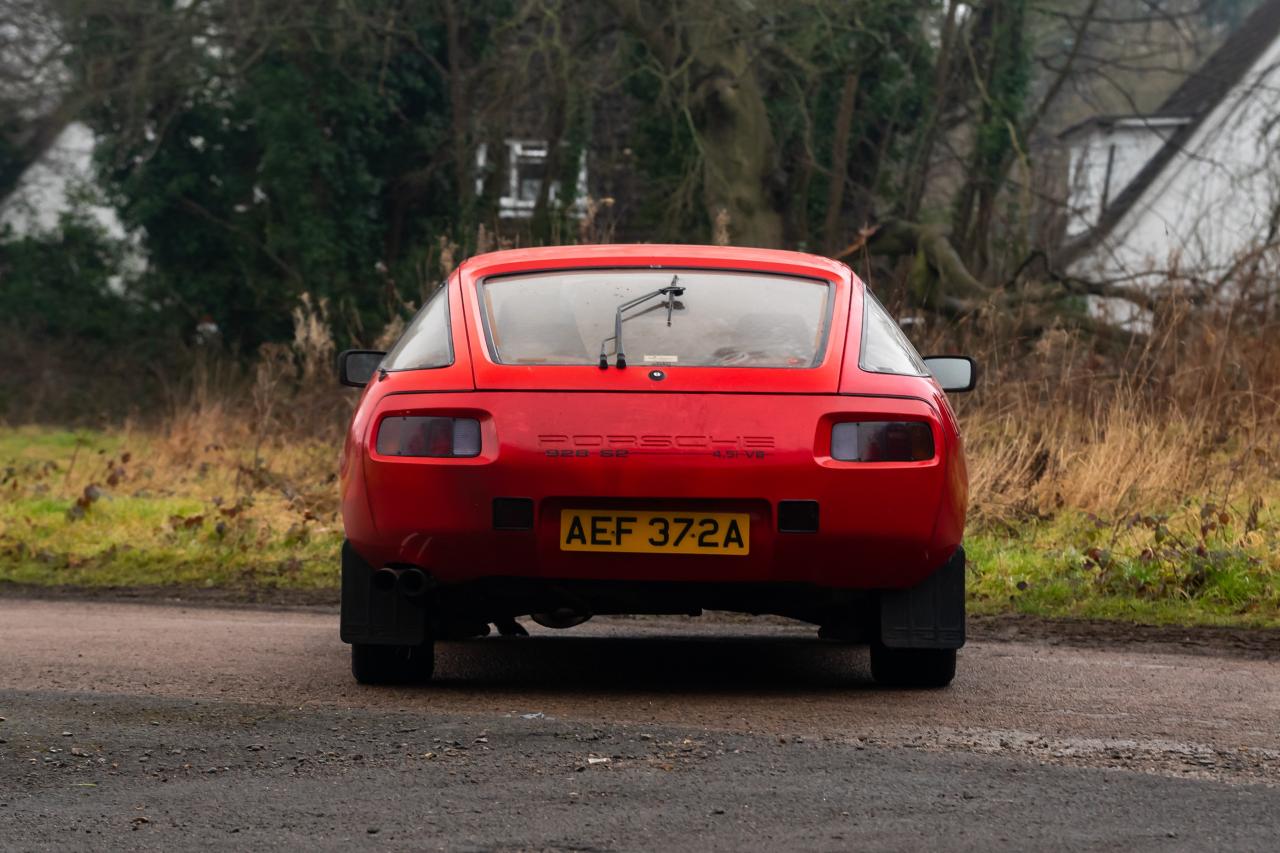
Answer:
[
  {"left": 920, "top": 293, "right": 1280, "bottom": 625},
  {"left": 0, "top": 424, "right": 342, "bottom": 590},
  {"left": 0, "top": 295, "right": 352, "bottom": 591},
  {"left": 2, "top": 286, "right": 1279, "bottom": 624},
  {"left": 928, "top": 300, "right": 1280, "bottom": 524}
]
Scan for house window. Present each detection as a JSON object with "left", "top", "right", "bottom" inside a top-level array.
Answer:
[{"left": 476, "top": 140, "right": 588, "bottom": 219}]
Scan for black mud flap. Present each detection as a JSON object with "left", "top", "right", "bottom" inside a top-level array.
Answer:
[
  {"left": 879, "top": 546, "right": 965, "bottom": 649},
  {"left": 340, "top": 541, "right": 427, "bottom": 646}
]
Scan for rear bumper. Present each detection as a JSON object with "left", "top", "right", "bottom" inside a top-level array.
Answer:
[
  {"left": 342, "top": 392, "right": 966, "bottom": 590},
  {"left": 340, "top": 539, "right": 965, "bottom": 648}
]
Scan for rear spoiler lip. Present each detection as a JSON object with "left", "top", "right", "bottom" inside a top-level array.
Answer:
[{"left": 372, "top": 389, "right": 935, "bottom": 404}]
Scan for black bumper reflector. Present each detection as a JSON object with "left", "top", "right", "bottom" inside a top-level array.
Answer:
[
  {"left": 777, "top": 500, "right": 819, "bottom": 533},
  {"left": 493, "top": 497, "right": 535, "bottom": 530}
]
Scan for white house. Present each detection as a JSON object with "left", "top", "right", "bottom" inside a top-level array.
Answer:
[
  {"left": 1060, "top": 0, "right": 1280, "bottom": 289},
  {"left": 475, "top": 140, "right": 589, "bottom": 220},
  {"left": 0, "top": 120, "right": 124, "bottom": 240}
]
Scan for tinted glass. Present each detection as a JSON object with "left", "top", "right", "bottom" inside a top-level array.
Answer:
[
  {"left": 382, "top": 285, "right": 453, "bottom": 371},
  {"left": 859, "top": 290, "right": 928, "bottom": 376},
  {"left": 481, "top": 269, "right": 832, "bottom": 368}
]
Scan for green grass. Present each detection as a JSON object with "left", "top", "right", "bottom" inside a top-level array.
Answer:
[
  {"left": 3, "top": 426, "right": 1278, "bottom": 628},
  {"left": 967, "top": 504, "right": 1280, "bottom": 628},
  {"left": 0, "top": 426, "right": 121, "bottom": 462},
  {"left": 1, "top": 427, "right": 342, "bottom": 591},
  {"left": 0, "top": 495, "right": 341, "bottom": 589}
]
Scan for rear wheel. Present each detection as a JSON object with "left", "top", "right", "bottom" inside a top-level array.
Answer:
[
  {"left": 869, "top": 643, "right": 956, "bottom": 688},
  {"left": 351, "top": 641, "right": 436, "bottom": 685}
]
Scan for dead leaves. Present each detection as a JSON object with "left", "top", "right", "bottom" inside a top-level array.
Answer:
[{"left": 66, "top": 483, "right": 105, "bottom": 521}]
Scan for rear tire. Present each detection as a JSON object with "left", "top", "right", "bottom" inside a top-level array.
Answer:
[
  {"left": 869, "top": 643, "right": 956, "bottom": 688},
  {"left": 351, "top": 641, "right": 436, "bottom": 685}
]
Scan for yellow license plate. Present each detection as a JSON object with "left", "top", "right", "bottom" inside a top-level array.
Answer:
[{"left": 559, "top": 510, "right": 750, "bottom": 556}]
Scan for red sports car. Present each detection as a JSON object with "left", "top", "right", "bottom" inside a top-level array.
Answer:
[{"left": 337, "top": 244, "right": 975, "bottom": 687}]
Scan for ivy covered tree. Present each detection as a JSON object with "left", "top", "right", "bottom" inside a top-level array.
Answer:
[
  {"left": 8, "top": 0, "right": 1199, "bottom": 350},
  {"left": 68, "top": 1, "right": 491, "bottom": 348}
]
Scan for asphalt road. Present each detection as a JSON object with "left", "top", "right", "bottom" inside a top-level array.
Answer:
[{"left": 1, "top": 598, "right": 1278, "bottom": 851}]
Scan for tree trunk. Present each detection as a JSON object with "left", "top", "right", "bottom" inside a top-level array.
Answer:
[
  {"left": 862, "top": 218, "right": 987, "bottom": 303},
  {"left": 695, "top": 45, "right": 784, "bottom": 247},
  {"left": 822, "top": 72, "right": 859, "bottom": 255},
  {"left": 950, "top": 0, "right": 1029, "bottom": 275},
  {"left": 902, "top": 0, "right": 960, "bottom": 221},
  {"left": 442, "top": 0, "right": 472, "bottom": 210},
  {"left": 531, "top": 95, "right": 567, "bottom": 243},
  {"left": 606, "top": 1, "right": 783, "bottom": 247}
]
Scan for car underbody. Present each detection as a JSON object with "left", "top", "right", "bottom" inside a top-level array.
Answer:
[{"left": 340, "top": 540, "right": 966, "bottom": 686}]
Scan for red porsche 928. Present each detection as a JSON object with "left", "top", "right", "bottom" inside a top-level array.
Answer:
[{"left": 337, "top": 244, "right": 975, "bottom": 688}]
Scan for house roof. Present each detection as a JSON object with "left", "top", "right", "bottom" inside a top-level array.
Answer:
[
  {"left": 1155, "top": 1, "right": 1280, "bottom": 118},
  {"left": 1057, "top": 114, "right": 1190, "bottom": 140},
  {"left": 1063, "top": 0, "right": 1280, "bottom": 262}
]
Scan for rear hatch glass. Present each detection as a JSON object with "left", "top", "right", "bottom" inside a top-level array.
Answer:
[{"left": 480, "top": 269, "right": 832, "bottom": 369}]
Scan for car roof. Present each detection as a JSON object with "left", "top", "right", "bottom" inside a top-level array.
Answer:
[{"left": 459, "top": 244, "right": 853, "bottom": 282}]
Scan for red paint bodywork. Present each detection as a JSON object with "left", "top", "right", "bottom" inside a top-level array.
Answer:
[{"left": 341, "top": 245, "right": 967, "bottom": 592}]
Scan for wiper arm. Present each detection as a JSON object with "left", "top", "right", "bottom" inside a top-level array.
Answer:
[{"left": 598, "top": 275, "right": 684, "bottom": 369}]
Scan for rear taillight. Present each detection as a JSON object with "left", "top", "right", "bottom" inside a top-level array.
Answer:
[
  {"left": 830, "top": 421, "right": 933, "bottom": 462},
  {"left": 376, "top": 417, "right": 481, "bottom": 458}
]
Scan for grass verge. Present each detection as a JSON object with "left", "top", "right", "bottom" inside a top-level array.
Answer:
[
  {"left": 968, "top": 505, "right": 1280, "bottom": 628},
  {"left": 0, "top": 427, "right": 342, "bottom": 592},
  {"left": 3, "top": 426, "right": 1278, "bottom": 628}
]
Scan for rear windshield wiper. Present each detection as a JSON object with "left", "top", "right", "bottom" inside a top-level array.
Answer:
[{"left": 598, "top": 275, "right": 685, "bottom": 369}]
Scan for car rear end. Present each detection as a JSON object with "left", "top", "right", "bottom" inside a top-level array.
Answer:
[{"left": 339, "top": 246, "right": 968, "bottom": 687}]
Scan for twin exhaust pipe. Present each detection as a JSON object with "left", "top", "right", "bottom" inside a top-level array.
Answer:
[
  {"left": 372, "top": 568, "right": 593, "bottom": 628},
  {"left": 372, "top": 566, "right": 431, "bottom": 598}
]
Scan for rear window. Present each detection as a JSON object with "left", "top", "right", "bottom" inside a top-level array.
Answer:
[
  {"left": 382, "top": 285, "right": 453, "bottom": 371},
  {"left": 479, "top": 269, "right": 832, "bottom": 368},
  {"left": 859, "top": 289, "right": 928, "bottom": 376}
]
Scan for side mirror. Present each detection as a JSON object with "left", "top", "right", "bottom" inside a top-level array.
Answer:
[
  {"left": 923, "top": 356, "right": 977, "bottom": 393},
  {"left": 338, "top": 350, "right": 386, "bottom": 387}
]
